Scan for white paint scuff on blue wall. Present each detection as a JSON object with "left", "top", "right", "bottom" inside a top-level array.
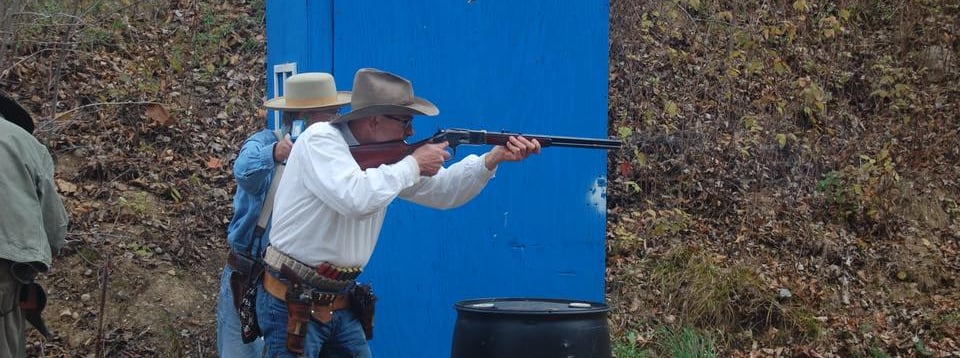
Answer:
[{"left": 587, "top": 176, "right": 608, "bottom": 215}]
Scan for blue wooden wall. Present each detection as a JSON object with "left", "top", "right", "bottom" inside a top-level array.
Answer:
[{"left": 266, "top": 1, "right": 610, "bottom": 356}]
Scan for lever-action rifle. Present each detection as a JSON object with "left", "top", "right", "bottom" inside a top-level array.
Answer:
[{"left": 350, "top": 128, "right": 622, "bottom": 170}]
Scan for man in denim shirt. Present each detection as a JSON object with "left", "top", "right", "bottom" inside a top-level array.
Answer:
[{"left": 216, "top": 72, "right": 350, "bottom": 357}]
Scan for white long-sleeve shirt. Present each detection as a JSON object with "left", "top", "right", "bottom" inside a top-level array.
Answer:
[{"left": 268, "top": 122, "right": 497, "bottom": 267}]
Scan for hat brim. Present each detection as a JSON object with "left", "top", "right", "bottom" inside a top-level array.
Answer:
[
  {"left": 332, "top": 97, "right": 438, "bottom": 123},
  {"left": 0, "top": 94, "right": 35, "bottom": 134},
  {"left": 264, "top": 92, "right": 352, "bottom": 110}
]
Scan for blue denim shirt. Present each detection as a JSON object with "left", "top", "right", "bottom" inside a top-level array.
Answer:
[{"left": 226, "top": 129, "right": 278, "bottom": 256}]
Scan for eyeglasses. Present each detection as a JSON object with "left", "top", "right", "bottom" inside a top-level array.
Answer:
[{"left": 384, "top": 115, "right": 413, "bottom": 131}]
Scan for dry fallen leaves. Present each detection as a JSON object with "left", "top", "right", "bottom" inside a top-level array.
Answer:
[
  {"left": 55, "top": 179, "right": 78, "bottom": 195},
  {"left": 144, "top": 103, "right": 172, "bottom": 126},
  {"left": 205, "top": 156, "right": 223, "bottom": 169}
]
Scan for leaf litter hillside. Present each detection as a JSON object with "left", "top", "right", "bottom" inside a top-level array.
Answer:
[
  {"left": 1, "top": 0, "right": 958, "bottom": 357},
  {"left": 608, "top": 0, "right": 958, "bottom": 356},
  {"left": 1, "top": 1, "right": 266, "bottom": 356}
]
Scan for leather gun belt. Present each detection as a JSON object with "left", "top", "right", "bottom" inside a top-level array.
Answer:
[{"left": 263, "top": 270, "right": 350, "bottom": 323}]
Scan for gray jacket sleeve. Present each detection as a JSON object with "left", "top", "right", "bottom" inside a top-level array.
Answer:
[{"left": 38, "top": 147, "right": 68, "bottom": 252}]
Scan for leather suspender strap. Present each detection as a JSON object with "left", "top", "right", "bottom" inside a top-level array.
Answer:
[{"left": 253, "top": 130, "right": 286, "bottom": 238}]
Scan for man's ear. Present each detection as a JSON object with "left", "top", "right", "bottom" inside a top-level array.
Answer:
[{"left": 348, "top": 117, "right": 373, "bottom": 137}]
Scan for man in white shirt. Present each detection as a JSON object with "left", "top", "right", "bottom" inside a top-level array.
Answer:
[
  {"left": 256, "top": 68, "right": 541, "bottom": 357},
  {"left": 216, "top": 72, "right": 350, "bottom": 358}
]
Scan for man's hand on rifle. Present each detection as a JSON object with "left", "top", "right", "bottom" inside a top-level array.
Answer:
[
  {"left": 484, "top": 136, "right": 541, "bottom": 171},
  {"left": 411, "top": 141, "right": 451, "bottom": 177}
]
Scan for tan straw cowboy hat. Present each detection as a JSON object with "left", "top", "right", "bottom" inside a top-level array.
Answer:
[
  {"left": 264, "top": 72, "right": 351, "bottom": 110},
  {"left": 333, "top": 68, "right": 438, "bottom": 123}
]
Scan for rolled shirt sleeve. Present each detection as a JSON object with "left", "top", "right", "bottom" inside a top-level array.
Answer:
[
  {"left": 233, "top": 131, "right": 278, "bottom": 195},
  {"left": 399, "top": 153, "right": 496, "bottom": 209}
]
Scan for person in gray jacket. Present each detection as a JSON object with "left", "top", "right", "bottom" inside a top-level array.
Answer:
[{"left": 0, "top": 93, "right": 68, "bottom": 357}]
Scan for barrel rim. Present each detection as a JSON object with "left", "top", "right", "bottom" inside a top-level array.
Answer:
[{"left": 453, "top": 297, "right": 609, "bottom": 315}]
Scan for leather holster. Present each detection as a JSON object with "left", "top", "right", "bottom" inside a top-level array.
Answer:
[
  {"left": 281, "top": 265, "right": 310, "bottom": 354},
  {"left": 227, "top": 249, "right": 264, "bottom": 343},
  {"left": 19, "top": 282, "right": 51, "bottom": 338},
  {"left": 349, "top": 283, "right": 377, "bottom": 340}
]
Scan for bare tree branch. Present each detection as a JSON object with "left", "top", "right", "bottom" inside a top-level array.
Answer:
[
  {"left": 0, "top": 0, "right": 27, "bottom": 66},
  {"left": 51, "top": 101, "right": 167, "bottom": 121},
  {"left": 46, "top": 0, "right": 84, "bottom": 122},
  {"left": 0, "top": 48, "right": 83, "bottom": 79}
]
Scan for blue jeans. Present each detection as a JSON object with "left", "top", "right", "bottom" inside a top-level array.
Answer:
[
  {"left": 257, "top": 284, "right": 372, "bottom": 358},
  {"left": 216, "top": 265, "right": 265, "bottom": 357}
]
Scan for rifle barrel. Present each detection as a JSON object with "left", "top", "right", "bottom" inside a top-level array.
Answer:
[
  {"left": 538, "top": 135, "right": 622, "bottom": 149},
  {"left": 482, "top": 132, "right": 621, "bottom": 149}
]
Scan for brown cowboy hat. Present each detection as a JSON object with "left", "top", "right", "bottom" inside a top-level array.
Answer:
[
  {"left": 264, "top": 72, "right": 351, "bottom": 111},
  {"left": 0, "top": 93, "right": 35, "bottom": 134},
  {"left": 332, "top": 68, "right": 438, "bottom": 123}
]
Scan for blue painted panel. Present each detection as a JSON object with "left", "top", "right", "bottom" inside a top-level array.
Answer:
[
  {"left": 264, "top": 0, "right": 335, "bottom": 128},
  {"left": 267, "top": 1, "right": 609, "bottom": 357}
]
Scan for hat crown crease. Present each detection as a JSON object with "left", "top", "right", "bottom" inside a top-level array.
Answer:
[{"left": 354, "top": 74, "right": 415, "bottom": 108}]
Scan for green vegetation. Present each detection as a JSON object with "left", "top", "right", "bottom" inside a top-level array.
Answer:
[
  {"left": 657, "top": 326, "right": 717, "bottom": 358},
  {"left": 613, "top": 330, "right": 654, "bottom": 358},
  {"left": 613, "top": 327, "right": 717, "bottom": 358}
]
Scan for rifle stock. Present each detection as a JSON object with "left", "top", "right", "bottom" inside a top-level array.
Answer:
[
  {"left": 349, "top": 140, "right": 424, "bottom": 170},
  {"left": 349, "top": 128, "right": 621, "bottom": 170}
]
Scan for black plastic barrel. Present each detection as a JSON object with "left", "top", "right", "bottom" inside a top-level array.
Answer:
[{"left": 451, "top": 298, "right": 611, "bottom": 358}]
